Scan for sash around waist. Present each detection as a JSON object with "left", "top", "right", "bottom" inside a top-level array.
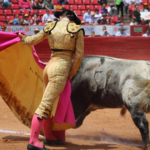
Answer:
[{"left": 51, "top": 49, "right": 75, "bottom": 53}]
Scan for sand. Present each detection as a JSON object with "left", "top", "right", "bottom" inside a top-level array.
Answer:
[{"left": 0, "top": 97, "right": 149, "bottom": 150}]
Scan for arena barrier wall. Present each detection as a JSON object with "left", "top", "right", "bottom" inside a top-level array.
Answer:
[
  {"left": 1, "top": 25, "right": 149, "bottom": 36},
  {"left": 35, "top": 37, "right": 150, "bottom": 62}
]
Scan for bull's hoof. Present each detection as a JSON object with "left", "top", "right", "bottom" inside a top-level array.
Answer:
[{"left": 142, "top": 144, "right": 150, "bottom": 150}]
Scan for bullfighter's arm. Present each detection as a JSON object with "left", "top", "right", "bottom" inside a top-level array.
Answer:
[
  {"left": 68, "top": 30, "right": 84, "bottom": 80},
  {"left": 21, "top": 30, "right": 48, "bottom": 46}
]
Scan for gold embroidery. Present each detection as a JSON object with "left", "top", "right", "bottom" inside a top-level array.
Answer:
[
  {"left": 43, "top": 21, "right": 57, "bottom": 33},
  {"left": 35, "top": 52, "right": 73, "bottom": 119},
  {"left": 67, "top": 22, "right": 83, "bottom": 34},
  {"left": 68, "top": 30, "right": 84, "bottom": 80},
  {"left": 21, "top": 19, "right": 84, "bottom": 119},
  {"left": 21, "top": 30, "right": 47, "bottom": 46}
]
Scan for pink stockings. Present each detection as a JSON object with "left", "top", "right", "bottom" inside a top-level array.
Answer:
[
  {"left": 29, "top": 114, "right": 44, "bottom": 148},
  {"left": 43, "top": 117, "right": 57, "bottom": 141},
  {"left": 29, "top": 114, "right": 57, "bottom": 148}
]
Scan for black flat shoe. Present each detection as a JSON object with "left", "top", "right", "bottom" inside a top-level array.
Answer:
[
  {"left": 43, "top": 139, "right": 65, "bottom": 146},
  {"left": 27, "top": 144, "right": 51, "bottom": 150}
]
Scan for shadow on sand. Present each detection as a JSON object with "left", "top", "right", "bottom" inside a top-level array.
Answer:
[{"left": 2, "top": 132, "right": 142, "bottom": 150}]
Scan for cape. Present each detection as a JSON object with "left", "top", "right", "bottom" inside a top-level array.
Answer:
[{"left": 0, "top": 31, "right": 76, "bottom": 134}]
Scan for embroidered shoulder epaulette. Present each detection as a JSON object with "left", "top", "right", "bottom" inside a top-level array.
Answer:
[
  {"left": 43, "top": 21, "right": 57, "bottom": 34},
  {"left": 67, "top": 23, "right": 85, "bottom": 35}
]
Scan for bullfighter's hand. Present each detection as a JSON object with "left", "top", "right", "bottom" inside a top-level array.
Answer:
[{"left": 18, "top": 32, "right": 24, "bottom": 39}]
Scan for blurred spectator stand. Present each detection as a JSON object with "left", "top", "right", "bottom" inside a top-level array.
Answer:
[
  {"left": 19, "top": 0, "right": 32, "bottom": 12},
  {"left": 83, "top": 8, "right": 91, "bottom": 22},
  {"left": 115, "top": 25, "right": 130, "bottom": 36},
  {"left": 42, "top": 9, "right": 52, "bottom": 22},
  {"left": 142, "top": 27, "right": 150, "bottom": 36},
  {"left": 32, "top": 0, "right": 46, "bottom": 9}
]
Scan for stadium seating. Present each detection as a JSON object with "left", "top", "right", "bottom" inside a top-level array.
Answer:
[
  {"left": 11, "top": 4, "right": 19, "bottom": 9},
  {"left": 0, "top": 9, "right": 3, "bottom": 15},
  {"left": 75, "top": 0, "right": 82, "bottom": 4},
  {"left": 91, "top": 0, "right": 98, "bottom": 4},
  {"left": 81, "top": 10, "right": 86, "bottom": 15},
  {"left": 21, "top": 9, "right": 29, "bottom": 15},
  {"left": 19, "top": 15, "right": 22, "bottom": 19},
  {"left": 39, "top": 22, "right": 45, "bottom": 25},
  {"left": 82, "top": 0, "right": 90, "bottom": 4},
  {"left": 12, "top": 9, "right": 21, "bottom": 15},
  {"left": 74, "top": 10, "right": 81, "bottom": 15},
  {"left": 6, "top": 15, "right": 14, "bottom": 21},
  {"left": 94, "top": 5, "right": 101, "bottom": 9},
  {"left": 49, "top": 10, "right": 53, "bottom": 14},
  {"left": 0, "top": 22, "right": 3, "bottom": 25},
  {"left": 128, "top": 5, "right": 132, "bottom": 10},
  {"left": 78, "top": 15, "right": 83, "bottom": 21},
  {"left": 110, "top": 16, "right": 118, "bottom": 22},
  {"left": 38, "top": 10, "right": 46, "bottom": 16},
  {"left": 68, "top": 0, "right": 74, "bottom": 4},
  {"left": 86, "top": 5, "right": 94, "bottom": 10},
  {"left": 0, "top": 0, "right": 149, "bottom": 26},
  {"left": 30, "top": 9, "right": 38, "bottom": 15},
  {"left": 139, "top": 5, "right": 143, "bottom": 10},
  {"left": 28, "top": 16, "right": 32, "bottom": 20},
  {"left": 53, "top": 0, "right": 59, "bottom": 4},
  {"left": 143, "top": 0, "right": 148, "bottom": 3},
  {"left": 0, "top": 16, "right": 5, "bottom": 22},
  {"left": 70, "top": 5, "right": 78, "bottom": 10},
  {"left": 11, "top": 0, "right": 18, "bottom": 3},
  {"left": 78, "top": 5, "right": 85, "bottom": 10},
  {"left": 4, "top": 9, "right": 12, "bottom": 15},
  {"left": 62, "top": 4, "right": 70, "bottom": 9}
]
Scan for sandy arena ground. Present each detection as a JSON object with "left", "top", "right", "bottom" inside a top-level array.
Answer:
[{"left": 0, "top": 97, "right": 149, "bottom": 150}]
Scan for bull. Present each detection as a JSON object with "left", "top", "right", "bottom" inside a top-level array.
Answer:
[{"left": 71, "top": 55, "right": 150, "bottom": 150}]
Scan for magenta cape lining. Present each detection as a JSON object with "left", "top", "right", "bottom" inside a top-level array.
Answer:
[{"left": 0, "top": 31, "right": 76, "bottom": 126}]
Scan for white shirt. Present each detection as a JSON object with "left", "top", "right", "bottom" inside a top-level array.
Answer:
[
  {"left": 83, "top": 12, "right": 92, "bottom": 22},
  {"left": 124, "top": 0, "right": 132, "bottom": 5},
  {"left": 142, "top": 33, "right": 150, "bottom": 37},
  {"left": 95, "top": 13, "right": 102, "bottom": 19},
  {"left": 134, "top": 0, "right": 141, "bottom": 4},
  {"left": 143, "top": 9, "right": 149, "bottom": 12},
  {"left": 42, "top": 14, "right": 52, "bottom": 23},
  {"left": 130, "top": 22, "right": 137, "bottom": 25},
  {"left": 115, "top": 31, "right": 129, "bottom": 36},
  {"left": 4, "top": 0, "right": 10, "bottom": 3}
]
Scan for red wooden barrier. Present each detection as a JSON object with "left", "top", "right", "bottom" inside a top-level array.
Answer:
[{"left": 34, "top": 37, "right": 150, "bottom": 62}]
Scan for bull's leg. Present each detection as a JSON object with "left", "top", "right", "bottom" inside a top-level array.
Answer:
[{"left": 129, "top": 108, "right": 149, "bottom": 149}]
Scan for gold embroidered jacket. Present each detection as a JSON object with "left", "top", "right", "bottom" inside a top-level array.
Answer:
[{"left": 21, "top": 19, "right": 84, "bottom": 79}]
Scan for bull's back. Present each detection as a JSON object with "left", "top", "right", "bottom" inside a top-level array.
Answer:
[{"left": 71, "top": 56, "right": 150, "bottom": 114}]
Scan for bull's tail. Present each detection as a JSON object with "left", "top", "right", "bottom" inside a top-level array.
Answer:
[
  {"left": 138, "top": 81, "right": 150, "bottom": 113},
  {"left": 120, "top": 105, "right": 127, "bottom": 116},
  {"left": 139, "top": 99, "right": 150, "bottom": 113}
]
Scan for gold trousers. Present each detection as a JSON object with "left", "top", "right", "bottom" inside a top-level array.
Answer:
[{"left": 35, "top": 51, "right": 73, "bottom": 119}]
